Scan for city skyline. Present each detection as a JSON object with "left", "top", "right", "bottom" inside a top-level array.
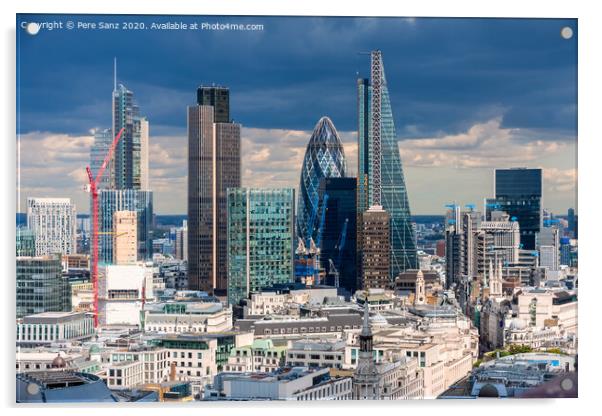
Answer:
[{"left": 17, "top": 15, "right": 577, "bottom": 215}]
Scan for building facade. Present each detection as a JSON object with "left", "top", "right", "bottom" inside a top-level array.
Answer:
[
  {"left": 493, "top": 168, "right": 542, "bottom": 250},
  {"left": 99, "top": 189, "right": 153, "bottom": 263},
  {"left": 227, "top": 188, "right": 295, "bottom": 305},
  {"left": 357, "top": 51, "right": 418, "bottom": 279},
  {"left": 16, "top": 254, "right": 71, "bottom": 318},
  {"left": 112, "top": 82, "right": 149, "bottom": 190},
  {"left": 317, "top": 177, "right": 358, "bottom": 292},
  {"left": 112, "top": 210, "right": 137, "bottom": 265},
  {"left": 359, "top": 206, "right": 391, "bottom": 290},
  {"left": 297, "top": 116, "right": 347, "bottom": 246},
  {"left": 188, "top": 86, "right": 241, "bottom": 294},
  {"left": 26, "top": 197, "right": 77, "bottom": 257}
]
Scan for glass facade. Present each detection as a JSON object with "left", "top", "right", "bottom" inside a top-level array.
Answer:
[
  {"left": 90, "top": 128, "right": 113, "bottom": 190},
  {"left": 357, "top": 56, "right": 418, "bottom": 280},
  {"left": 16, "top": 254, "right": 71, "bottom": 318},
  {"left": 16, "top": 227, "right": 36, "bottom": 257},
  {"left": 297, "top": 117, "right": 347, "bottom": 245},
  {"left": 317, "top": 177, "right": 358, "bottom": 293},
  {"left": 494, "top": 168, "right": 542, "bottom": 250},
  {"left": 99, "top": 189, "right": 153, "bottom": 263},
  {"left": 227, "top": 188, "right": 295, "bottom": 306}
]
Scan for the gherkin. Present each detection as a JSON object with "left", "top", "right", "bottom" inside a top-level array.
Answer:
[{"left": 297, "top": 117, "right": 347, "bottom": 245}]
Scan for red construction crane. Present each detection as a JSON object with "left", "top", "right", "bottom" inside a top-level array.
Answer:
[{"left": 85, "top": 127, "right": 125, "bottom": 327}]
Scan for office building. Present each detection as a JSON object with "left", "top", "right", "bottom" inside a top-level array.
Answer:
[
  {"left": 188, "top": 86, "right": 241, "bottom": 294},
  {"left": 227, "top": 188, "right": 295, "bottom": 305},
  {"left": 174, "top": 220, "right": 188, "bottom": 261},
  {"left": 297, "top": 116, "right": 347, "bottom": 247},
  {"left": 16, "top": 227, "right": 36, "bottom": 257},
  {"left": 112, "top": 210, "right": 137, "bottom": 265},
  {"left": 538, "top": 227, "right": 560, "bottom": 271},
  {"left": 493, "top": 168, "right": 542, "bottom": 250},
  {"left": 16, "top": 254, "right": 71, "bottom": 318},
  {"left": 208, "top": 367, "right": 353, "bottom": 401},
  {"left": 16, "top": 312, "right": 95, "bottom": 347},
  {"left": 359, "top": 206, "right": 391, "bottom": 290},
  {"left": 26, "top": 197, "right": 77, "bottom": 257},
  {"left": 112, "top": 80, "right": 149, "bottom": 190},
  {"left": 357, "top": 51, "right": 418, "bottom": 278},
  {"left": 90, "top": 128, "right": 114, "bottom": 190},
  {"left": 317, "top": 177, "right": 358, "bottom": 292},
  {"left": 98, "top": 189, "right": 153, "bottom": 263}
]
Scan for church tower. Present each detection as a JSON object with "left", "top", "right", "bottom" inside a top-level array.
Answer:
[
  {"left": 353, "top": 300, "right": 381, "bottom": 399},
  {"left": 414, "top": 270, "right": 426, "bottom": 305},
  {"left": 490, "top": 259, "right": 503, "bottom": 297}
]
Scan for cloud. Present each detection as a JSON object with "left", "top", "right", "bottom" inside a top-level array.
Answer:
[
  {"left": 399, "top": 117, "right": 572, "bottom": 169},
  {"left": 544, "top": 168, "right": 577, "bottom": 192}
]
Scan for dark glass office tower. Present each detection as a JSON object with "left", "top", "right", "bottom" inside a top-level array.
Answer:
[
  {"left": 317, "top": 177, "right": 358, "bottom": 293},
  {"left": 188, "top": 86, "right": 241, "bottom": 294},
  {"left": 494, "top": 168, "right": 542, "bottom": 250},
  {"left": 197, "top": 86, "right": 230, "bottom": 123},
  {"left": 357, "top": 51, "right": 417, "bottom": 280}
]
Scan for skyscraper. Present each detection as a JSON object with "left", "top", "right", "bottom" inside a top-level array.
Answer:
[
  {"left": 226, "top": 188, "right": 295, "bottom": 305},
  {"left": 357, "top": 51, "right": 417, "bottom": 280},
  {"left": 297, "top": 116, "right": 347, "bottom": 246},
  {"left": 26, "top": 197, "right": 77, "bottom": 256},
  {"left": 112, "top": 210, "right": 137, "bottom": 265},
  {"left": 493, "top": 168, "right": 542, "bottom": 250},
  {"left": 188, "top": 86, "right": 241, "bottom": 294},
  {"left": 112, "top": 80, "right": 149, "bottom": 190},
  {"left": 317, "top": 177, "right": 358, "bottom": 293}
]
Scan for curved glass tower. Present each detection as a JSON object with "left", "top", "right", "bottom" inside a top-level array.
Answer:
[{"left": 297, "top": 116, "right": 347, "bottom": 245}]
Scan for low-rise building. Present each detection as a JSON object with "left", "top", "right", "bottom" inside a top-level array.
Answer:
[
  {"left": 207, "top": 367, "right": 352, "bottom": 401},
  {"left": 17, "top": 312, "right": 95, "bottom": 347},
  {"left": 224, "top": 339, "right": 287, "bottom": 373}
]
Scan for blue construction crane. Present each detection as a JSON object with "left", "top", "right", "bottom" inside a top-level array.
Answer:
[
  {"left": 445, "top": 203, "right": 456, "bottom": 209},
  {"left": 465, "top": 203, "right": 476, "bottom": 211}
]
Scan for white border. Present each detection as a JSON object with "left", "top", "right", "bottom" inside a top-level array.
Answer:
[{"left": 2, "top": 1, "right": 599, "bottom": 415}]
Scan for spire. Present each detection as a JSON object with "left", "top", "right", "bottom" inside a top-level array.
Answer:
[
  {"left": 113, "top": 57, "right": 117, "bottom": 92},
  {"left": 361, "top": 299, "right": 371, "bottom": 337}
]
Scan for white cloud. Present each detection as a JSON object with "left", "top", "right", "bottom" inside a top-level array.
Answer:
[{"left": 399, "top": 117, "right": 572, "bottom": 169}]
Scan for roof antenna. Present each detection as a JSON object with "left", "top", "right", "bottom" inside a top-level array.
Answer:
[{"left": 113, "top": 57, "right": 117, "bottom": 91}]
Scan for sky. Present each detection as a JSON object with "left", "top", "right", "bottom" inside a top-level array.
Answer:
[{"left": 16, "top": 15, "right": 577, "bottom": 215}]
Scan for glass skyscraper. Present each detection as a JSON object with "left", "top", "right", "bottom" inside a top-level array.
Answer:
[
  {"left": 227, "top": 188, "right": 295, "bottom": 306},
  {"left": 188, "top": 86, "right": 241, "bottom": 294},
  {"left": 112, "top": 83, "right": 149, "bottom": 190},
  {"left": 357, "top": 52, "right": 418, "bottom": 279},
  {"left": 494, "top": 168, "right": 542, "bottom": 250},
  {"left": 317, "top": 177, "right": 358, "bottom": 293},
  {"left": 98, "top": 189, "right": 153, "bottom": 263},
  {"left": 297, "top": 116, "right": 347, "bottom": 245}
]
